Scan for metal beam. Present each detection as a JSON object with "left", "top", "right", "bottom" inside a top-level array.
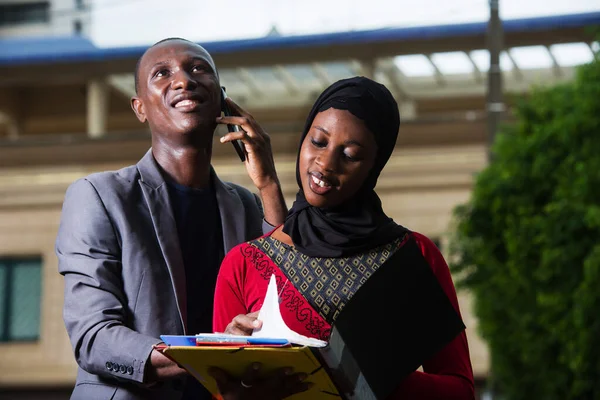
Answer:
[
  {"left": 465, "top": 51, "right": 484, "bottom": 84},
  {"left": 425, "top": 54, "right": 446, "bottom": 86},
  {"left": 311, "top": 63, "right": 332, "bottom": 87},
  {"left": 1, "top": 21, "right": 597, "bottom": 87},
  {"left": 378, "top": 58, "right": 408, "bottom": 100},
  {"left": 353, "top": 59, "right": 376, "bottom": 80},
  {"left": 273, "top": 65, "right": 300, "bottom": 95},
  {"left": 107, "top": 74, "right": 136, "bottom": 99},
  {"left": 545, "top": 46, "right": 562, "bottom": 78},
  {"left": 236, "top": 68, "right": 264, "bottom": 98},
  {"left": 504, "top": 50, "right": 524, "bottom": 81},
  {"left": 487, "top": 0, "right": 504, "bottom": 161}
]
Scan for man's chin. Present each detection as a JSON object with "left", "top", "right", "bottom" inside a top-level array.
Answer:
[{"left": 174, "top": 117, "right": 217, "bottom": 135}]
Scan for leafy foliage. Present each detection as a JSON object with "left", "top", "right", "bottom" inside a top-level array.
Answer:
[{"left": 450, "top": 51, "right": 600, "bottom": 399}]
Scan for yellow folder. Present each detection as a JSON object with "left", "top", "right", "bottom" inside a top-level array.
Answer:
[{"left": 159, "top": 344, "right": 341, "bottom": 399}]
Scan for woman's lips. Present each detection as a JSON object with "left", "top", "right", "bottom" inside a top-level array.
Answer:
[{"left": 308, "top": 173, "right": 333, "bottom": 195}]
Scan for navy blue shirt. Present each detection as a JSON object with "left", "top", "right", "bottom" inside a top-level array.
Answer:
[{"left": 166, "top": 179, "right": 224, "bottom": 400}]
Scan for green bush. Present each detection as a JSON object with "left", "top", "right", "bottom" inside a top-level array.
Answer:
[{"left": 450, "top": 50, "right": 600, "bottom": 399}]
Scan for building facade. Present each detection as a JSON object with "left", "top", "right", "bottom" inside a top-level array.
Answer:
[
  {"left": 0, "top": 11, "right": 598, "bottom": 399},
  {"left": 0, "top": 0, "right": 90, "bottom": 37}
]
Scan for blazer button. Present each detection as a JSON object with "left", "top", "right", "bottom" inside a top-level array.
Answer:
[
  {"left": 127, "top": 366, "right": 134, "bottom": 375},
  {"left": 105, "top": 362, "right": 113, "bottom": 371},
  {"left": 119, "top": 364, "right": 127, "bottom": 374}
]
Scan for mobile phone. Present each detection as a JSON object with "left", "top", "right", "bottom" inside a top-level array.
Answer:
[{"left": 220, "top": 87, "right": 246, "bottom": 162}]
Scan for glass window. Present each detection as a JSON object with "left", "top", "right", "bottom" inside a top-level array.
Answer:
[
  {"left": 393, "top": 54, "right": 436, "bottom": 77},
  {"left": 429, "top": 52, "right": 474, "bottom": 75},
  {"left": 469, "top": 50, "right": 514, "bottom": 72},
  {"left": 548, "top": 43, "right": 595, "bottom": 67},
  {"left": 508, "top": 45, "right": 554, "bottom": 70},
  {"left": 0, "top": 2, "right": 50, "bottom": 27},
  {"left": 0, "top": 258, "right": 42, "bottom": 342}
]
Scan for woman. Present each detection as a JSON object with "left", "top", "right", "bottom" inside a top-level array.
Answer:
[{"left": 212, "top": 77, "right": 474, "bottom": 399}]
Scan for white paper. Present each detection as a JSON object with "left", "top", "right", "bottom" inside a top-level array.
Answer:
[{"left": 252, "top": 274, "right": 327, "bottom": 348}]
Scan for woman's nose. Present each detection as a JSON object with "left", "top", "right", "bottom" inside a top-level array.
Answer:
[{"left": 316, "top": 150, "right": 338, "bottom": 172}]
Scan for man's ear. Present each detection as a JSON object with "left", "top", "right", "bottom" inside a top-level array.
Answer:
[{"left": 131, "top": 96, "right": 146, "bottom": 123}]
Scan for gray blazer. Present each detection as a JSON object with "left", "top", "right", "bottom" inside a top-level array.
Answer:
[{"left": 56, "top": 149, "right": 270, "bottom": 400}]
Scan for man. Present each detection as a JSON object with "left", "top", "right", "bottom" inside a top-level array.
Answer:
[{"left": 56, "top": 38, "right": 290, "bottom": 399}]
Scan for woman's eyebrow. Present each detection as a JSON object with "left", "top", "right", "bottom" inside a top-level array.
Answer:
[
  {"left": 314, "top": 126, "right": 364, "bottom": 147},
  {"left": 313, "top": 126, "right": 330, "bottom": 136},
  {"left": 345, "top": 140, "right": 364, "bottom": 147}
]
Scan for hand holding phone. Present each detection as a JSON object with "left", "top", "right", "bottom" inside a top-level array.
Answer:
[{"left": 220, "top": 87, "right": 246, "bottom": 162}]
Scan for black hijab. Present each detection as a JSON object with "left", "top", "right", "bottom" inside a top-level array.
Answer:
[{"left": 282, "top": 76, "right": 407, "bottom": 258}]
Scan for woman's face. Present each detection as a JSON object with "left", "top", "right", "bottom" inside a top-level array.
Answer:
[{"left": 298, "top": 108, "right": 377, "bottom": 208}]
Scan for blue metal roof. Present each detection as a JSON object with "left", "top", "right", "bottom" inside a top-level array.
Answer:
[{"left": 1, "top": 11, "right": 599, "bottom": 67}]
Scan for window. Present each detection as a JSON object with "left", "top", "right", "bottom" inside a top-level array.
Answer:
[
  {"left": 0, "top": 258, "right": 42, "bottom": 342},
  {"left": 0, "top": 2, "right": 50, "bottom": 27}
]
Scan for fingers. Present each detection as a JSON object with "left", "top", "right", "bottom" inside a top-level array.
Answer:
[
  {"left": 207, "top": 366, "right": 228, "bottom": 381},
  {"left": 208, "top": 366, "right": 234, "bottom": 394},
  {"left": 209, "top": 364, "right": 314, "bottom": 400},
  {"left": 263, "top": 367, "right": 313, "bottom": 398},
  {"left": 216, "top": 114, "right": 269, "bottom": 144},
  {"left": 281, "top": 373, "right": 313, "bottom": 398},
  {"left": 215, "top": 102, "right": 277, "bottom": 192},
  {"left": 223, "top": 313, "right": 262, "bottom": 336},
  {"left": 281, "top": 381, "right": 314, "bottom": 398},
  {"left": 219, "top": 129, "right": 249, "bottom": 145},
  {"left": 217, "top": 115, "right": 252, "bottom": 130},
  {"left": 240, "top": 362, "right": 262, "bottom": 388},
  {"left": 267, "top": 367, "right": 307, "bottom": 385}
]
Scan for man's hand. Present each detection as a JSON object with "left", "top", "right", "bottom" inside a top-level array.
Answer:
[
  {"left": 216, "top": 98, "right": 287, "bottom": 226},
  {"left": 145, "top": 348, "right": 188, "bottom": 385},
  {"left": 209, "top": 362, "right": 313, "bottom": 400},
  {"left": 223, "top": 311, "right": 263, "bottom": 336}
]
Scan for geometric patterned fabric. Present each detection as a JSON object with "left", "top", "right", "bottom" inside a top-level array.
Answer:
[{"left": 250, "top": 234, "right": 406, "bottom": 325}]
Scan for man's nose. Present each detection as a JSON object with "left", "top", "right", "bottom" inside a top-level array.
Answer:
[{"left": 171, "top": 70, "right": 198, "bottom": 90}]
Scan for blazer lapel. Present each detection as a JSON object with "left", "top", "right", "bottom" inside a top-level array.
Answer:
[
  {"left": 212, "top": 169, "right": 247, "bottom": 253},
  {"left": 137, "top": 149, "right": 187, "bottom": 334}
]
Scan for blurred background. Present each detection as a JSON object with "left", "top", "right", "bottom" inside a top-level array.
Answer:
[{"left": 0, "top": 1, "right": 599, "bottom": 399}]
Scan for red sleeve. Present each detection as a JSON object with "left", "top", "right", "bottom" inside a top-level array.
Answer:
[
  {"left": 389, "top": 232, "right": 475, "bottom": 400},
  {"left": 213, "top": 244, "right": 250, "bottom": 333}
]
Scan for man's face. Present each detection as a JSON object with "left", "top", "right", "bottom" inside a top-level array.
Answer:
[{"left": 131, "top": 40, "right": 221, "bottom": 142}]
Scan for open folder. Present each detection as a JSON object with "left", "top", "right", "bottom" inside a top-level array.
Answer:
[
  {"left": 159, "top": 274, "right": 339, "bottom": 399},
  {"left": 159, "top": 239, "right": 466, "bottom": 400}
]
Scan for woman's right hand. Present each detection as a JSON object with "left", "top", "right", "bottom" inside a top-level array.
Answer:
[
  {"left": 224, "top": 311, "right": 263, "bottom": 336},
  {"left": 209, "top": 362, "right": 313, "bottom": 400}
]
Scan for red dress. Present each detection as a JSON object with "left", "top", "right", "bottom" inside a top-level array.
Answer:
[{"left": 213, "top": 230, "right": 474, "bottom": 399}]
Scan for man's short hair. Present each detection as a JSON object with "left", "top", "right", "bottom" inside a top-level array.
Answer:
[{"left": 134, "top": 37, "right": 196, "bottom": 94}]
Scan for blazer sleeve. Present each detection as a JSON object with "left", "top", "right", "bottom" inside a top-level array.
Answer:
[
  {"left": 56, "top": 178, "right": 161, "bottom": 384},
  {"left": 390, "top": 233, "right": 475, "bottom": 400}
]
